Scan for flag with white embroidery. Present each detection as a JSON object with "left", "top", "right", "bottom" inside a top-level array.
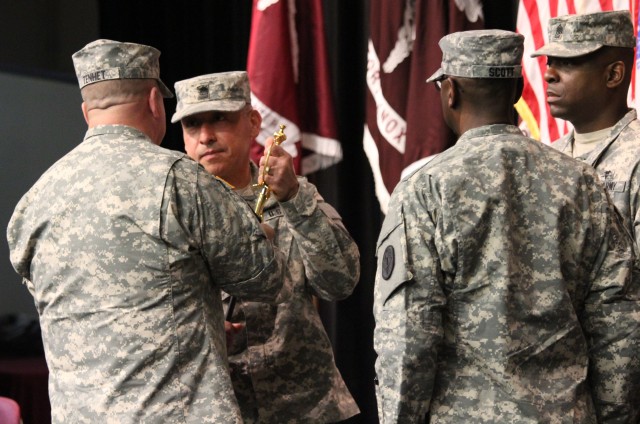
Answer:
[
  {"left": 516, "top": 0, "right": 639, "bottom": 144},
  {"left": 364, "top": 0, "right": 484, "bottom": 213},
  {"left": 247, "top": 0, "right": 341, "bottom": 175}
]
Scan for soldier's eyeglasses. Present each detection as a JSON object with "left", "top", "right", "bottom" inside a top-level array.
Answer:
[{"left": 434, "top": 75, "right": 448, "bottom": 91}]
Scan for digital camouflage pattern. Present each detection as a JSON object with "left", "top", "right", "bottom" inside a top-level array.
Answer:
[
  {"left": 72, "top": 39, "right": 173, "bottom": 97},
  {"left": 554, "top": 110, "right": 640, "bottom": 264},
  {"left": 426, "top": 30, "right": 524, "bottom": 83},
  {"left": 171, "top": 72, "right": 251, "bottom": 123},
  {"left": 224, "top": 162, "right": 360, "bottom": 423},
  {"left": 531, "top": 10, "right": 635, "bottom": 58},
  {"left": 373, "top": 124, "right": 640, "bottom": 423},
  {"left": 7, "top": 125, "right": 287, "bottom": 423}
]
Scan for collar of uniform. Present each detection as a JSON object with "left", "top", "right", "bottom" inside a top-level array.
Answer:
[
  {"left": 583, "top": 108, "right": 636, "bottom": 165},
  {"left": 84, "top": 124, "right": 149, "bottom": 141},
  {"left": 235, "top": 162, "right": 260, "bottom": 201},
  {"left": 457, "top": 124, "right": 523, "bottom": 143},
  {"left": 249, "top": 160, "right": 260, "bottom": 183},
  {"left": 609, "top": 108, "right": 636, "bottom": 138}
]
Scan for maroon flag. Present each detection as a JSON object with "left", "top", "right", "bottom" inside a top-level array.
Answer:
[
  {"left": 247, "top": 0, "right": 341, "bottom": 175},
  {"left": 364, "top": 0, "right": 484, "bottom": 213}
]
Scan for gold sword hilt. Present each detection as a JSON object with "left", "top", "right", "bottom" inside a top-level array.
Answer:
[{"left": 254, "top": 124, "right": 287, "bottom": 221}]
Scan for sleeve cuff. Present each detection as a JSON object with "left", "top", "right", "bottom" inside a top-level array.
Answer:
[{"left": 279, "top": 178, "right": 317, "bottom": 219}]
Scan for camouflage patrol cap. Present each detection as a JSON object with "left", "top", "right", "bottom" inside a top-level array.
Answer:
[
  {"left": 171, "top": 71, "right": 251, "bottom": 123},
  {"left": 531, "top": 11, "right": 635, "bottom": 58},
  {"left": 426, "top": 30, "right": 524, "bottom": 83},
  {"left": 72, "top": 39, "right": 173, "bottom": 98}
]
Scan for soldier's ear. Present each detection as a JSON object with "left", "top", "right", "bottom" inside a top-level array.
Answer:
[
  {"left": 81, "top": 102, "right": 89, "bottom": 124},
  {"left": 447, "top": 77, "right": 458, "bottom": 109},
  {"left": 249, "top": 108, "right": 262, "bottom": 139},
  {"left": 605, "top": 61, "right": 625, "bottom": 88},
  {"left": 148, "top": 86, "right": 164, "bottom": 120}
]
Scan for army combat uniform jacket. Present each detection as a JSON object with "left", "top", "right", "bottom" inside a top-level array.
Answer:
[
  {"left": 7, "top": 125, "right": 286, "bottom": 424},
  {"left": 553, "top": 109, "right": 640, "bottom": 256},
  {"left": 374, "top": 124, "right": 640, "bottom": 423},
  {"left": 224, "top": 163, "right": 360, "bottom": 423}
]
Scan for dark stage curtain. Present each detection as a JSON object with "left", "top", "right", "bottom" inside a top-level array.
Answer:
[{"left": 98, "top": 1, "right": 380, "bottom": 422}]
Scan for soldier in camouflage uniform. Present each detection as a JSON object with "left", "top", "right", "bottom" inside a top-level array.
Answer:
[
  {"left": 6, "top": 40, "right": 288, "bottom": 423},
  {"left": 373, "top": 29, "right": 640, "bottom": 423},
  {"left": 532, "top": 11, "right": 640, "bottom": 261},
  {"left": 172, "top": 71, "right": 360, "bottom": 423}
]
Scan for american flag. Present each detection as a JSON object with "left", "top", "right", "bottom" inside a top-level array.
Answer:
[
  {"left": 516, "top": 0, "right": 640, "bottom": 144},
  {"left": 246, "top": 0, "right": 341, "bottom": 175}
]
